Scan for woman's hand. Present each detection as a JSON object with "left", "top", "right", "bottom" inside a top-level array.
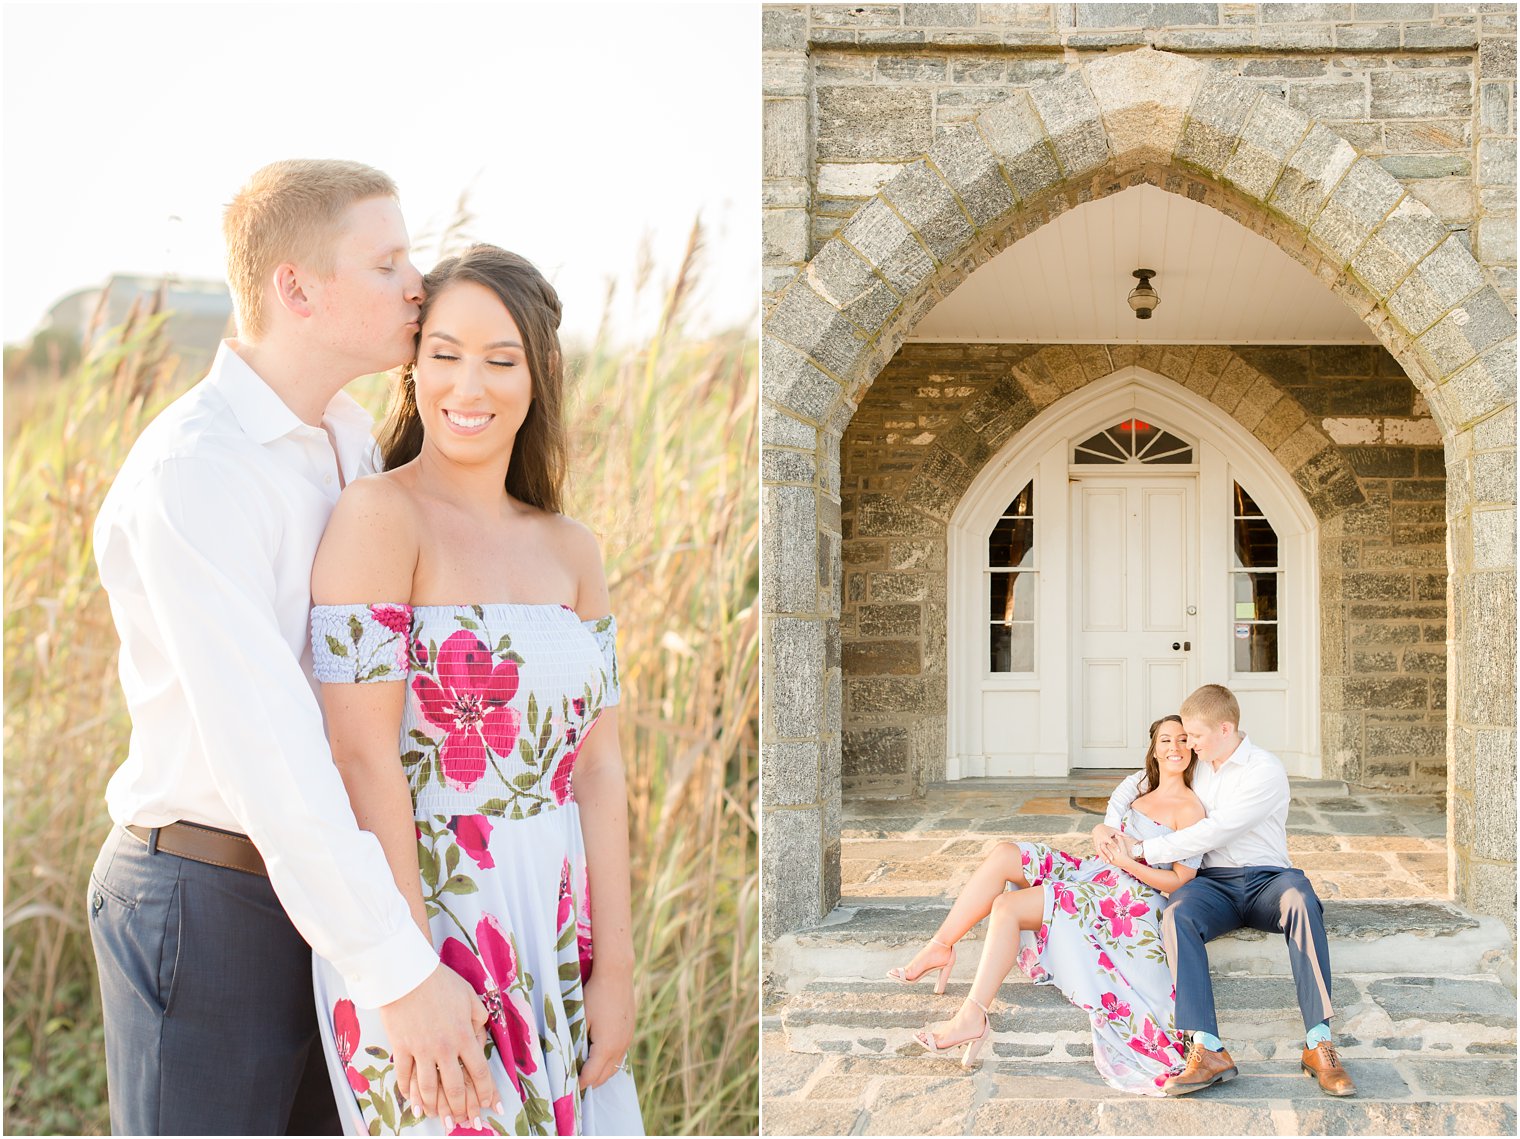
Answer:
[{"left": 579, "top": 964, "right": 635, "bottom": 1091}]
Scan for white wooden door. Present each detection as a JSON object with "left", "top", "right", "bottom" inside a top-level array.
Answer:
[{"left": 1071, "top": 477, "right": 1197, "bottom": 767}]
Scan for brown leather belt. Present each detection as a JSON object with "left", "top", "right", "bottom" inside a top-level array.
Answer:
[{"left": 126, "top": 821, "right": 267, "bottom": 877}]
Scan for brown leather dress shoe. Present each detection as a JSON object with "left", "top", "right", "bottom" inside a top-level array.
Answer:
[
  {"left": 1162, "top": 1041, "right": 1239, "bottom": 1096},
  {"left": 1301, "top": 1041, "right": 1357, "bottom": 1096}
]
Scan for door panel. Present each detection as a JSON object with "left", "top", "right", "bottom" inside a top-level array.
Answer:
[{"left": 1072, "top": 477, "right": 1196, "bottom": 765}]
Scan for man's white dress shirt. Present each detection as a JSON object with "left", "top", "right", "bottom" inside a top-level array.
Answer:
[
  {"left": 94, "top": 341, "right": 436, "bottom": 1008},
  {"left": 1103, "top": 735, "right": 1292, "bottom": 869}
]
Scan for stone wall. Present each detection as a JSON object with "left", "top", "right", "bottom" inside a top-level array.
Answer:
[
  {"left": 840, "top": 341, "right": 1447, "bottom": 797},
  {"left": 764, "top": 3, "right": 1516, "bottom": 310}
]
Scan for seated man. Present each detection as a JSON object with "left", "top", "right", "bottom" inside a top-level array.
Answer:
[{"left": 1093, "top": 683, "right": 1355, "bottom": 1098}]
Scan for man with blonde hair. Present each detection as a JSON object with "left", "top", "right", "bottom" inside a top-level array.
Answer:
[
  {"left": 91, "top": 160, "right": 495, "bottom": 1134},
  {"left": 1094, "top": 683, "right": 1354, "bottom": 1098}
]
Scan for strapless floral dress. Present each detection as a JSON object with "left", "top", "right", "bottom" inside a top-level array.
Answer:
[
  {"left": 310, "top": 602, "right": 643, "bottom": 1136},
  {"left": 1013, "top": 809, "right": 1203, "bottom": 1096}
]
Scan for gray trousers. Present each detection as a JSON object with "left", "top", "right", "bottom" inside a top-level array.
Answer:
[
  {"left": 88, "top": 827, "right": 341, "bottom": 1135},
  {"left": 1160, "top": 865, "right": 1334, "bottom": 1039}
]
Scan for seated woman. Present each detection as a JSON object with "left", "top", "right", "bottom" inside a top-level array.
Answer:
[{"left": 888, "top": 716, "right": 1205, "bottom": 1095}]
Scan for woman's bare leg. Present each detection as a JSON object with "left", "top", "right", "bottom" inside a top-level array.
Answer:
[
  {"left": 928, "top": 885, "right": 1046, "bottom": 1045},
  {"left": 898, "top": 841, "right": 1031, "bottom": 978}
]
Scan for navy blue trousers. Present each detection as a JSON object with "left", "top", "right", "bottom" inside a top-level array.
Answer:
[
  {"left": 88, "top": 827, "right": 341, "bottom": 1135},
  {"left": 1160, "top": 866, "right": 1334, "bottom": 1038}
]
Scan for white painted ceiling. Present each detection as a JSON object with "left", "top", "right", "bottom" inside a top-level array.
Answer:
[{"left": 907, "top": 184, "right": 1379, "bottom": 345}]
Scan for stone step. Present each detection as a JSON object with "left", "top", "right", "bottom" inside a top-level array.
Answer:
[
  {"left": 778, "top": 975, "right": 1516, "bottom": 1063},
  {"left": 770, "top": 897, "right": 1510, "bottom": 986},
  {"left": 759, "top": 1028, "right": 1518, "bottom": 1137}
]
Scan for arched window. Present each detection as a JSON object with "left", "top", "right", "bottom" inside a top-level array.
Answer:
[
  {"left": 1073, "top": 418, "right": 1193, "bottom": 464},
  {"left": 988, "top": 480, "right": 1035, "bottom": 673},
  {"left": 1232, "top": 482, "right": 1279, "bottom": 673}
]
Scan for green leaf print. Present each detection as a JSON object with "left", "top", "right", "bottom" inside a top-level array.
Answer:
[
  {"left": 445, "top": 843, "right": 460, "bottom": 876},
  {"left": 489, "top": 1118, "right": 509, "bottom": 1136},
  {"left": 517, "top": 736, "right": 537, "bottom": 768},
  {"left": 527, "top": 692, "right": 539, "bottom": 733},
  {"left": 555, "top": 920, "right": 575, "bottom": 953},
  {"left": 471, "top": 604, "right": 486, "bottom": 621},
  {"left": 364, "top": 1045, "right": 389, "bottom": 1060},
  {"left": 495, "top": 633, "right": 513, "bottom": 655},
  {"left": 479, "top": 797, "right": 510, "bottom": 815},
  {"left": 349, "top": 614, "right": 365, "bottom": 645},
  {"left": 326, "top": 635, "right": 349, "bottom": 659},
  {"left": 505, "top": 650, "right": 525, "bottom": 664},
  {"left": 536, "top": 716, "right": 553, "bottom": 753},
  {"left": 373, "top": 1086, "right": 396, "bottom": 1133},
  {"left": 456, "top": 617, "right": 479, "bottom": 631},
  {"left": 558, "top": 960, "right": 581, "bottom": 983},
  {"left": 399, "top": 750, "right": 424, "bottom": 770},
  {"left": 513, "top": 772, "right": 538, "bottom": 791},
  {"left": 441, "top": 874, "right": 478, "bottom": 895},
  {"left": 544, "top": 994, "right": 557, "bottom": 1033},
  {"left": 358, "top": 664, "right": 392, "bottom": 682},
  {"left": 407, "top": 728, "right": 436, "bottom": 747},
  {"left": 515, "top": 1112, "right": 530, "bottom": 1136},
  {"left": 368, "top": 1118, "right": 381, "bottom": 1136},
  {"left": 417, "top": 841, "right": 440, "bottom": 884}
]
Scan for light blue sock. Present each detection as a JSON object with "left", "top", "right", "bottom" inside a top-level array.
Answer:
[
  {"left": 1192, "top": 1030, "right": 1225, "bottom": 1052},
  {"left": 1305, "top": 1021, "right": 1332, "bottom": 1048}
]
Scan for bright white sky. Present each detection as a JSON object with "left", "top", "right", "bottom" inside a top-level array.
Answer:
[{"left": 1, "top": 1, "right": 758, "bottom": 347}]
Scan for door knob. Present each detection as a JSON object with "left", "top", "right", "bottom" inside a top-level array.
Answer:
[{"left": 1171, "top": 641, "right": 1191, "bottom": 651}]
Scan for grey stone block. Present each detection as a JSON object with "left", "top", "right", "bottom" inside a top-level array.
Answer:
[
  {"left": 1259, "top": 24, "right": 1336, "bottom": 50},
  {"left": 806, "top": 240, "right": 901, "bottom": 335},
  {"left": 1289, "top": 80, "right": 1370, "bottom": 121},
  {"left": 1479, "top": 136, "right": 1516, "bottom": 187},
  {"left": 764, "top": 98, "right": 810, "bottom": 180},
  {"left": 1456, "top": 570, "right": 1517, "bottom": 726},
  {"left": 1075, "top": 3, "right": 1219, "bottom": 26},
  {"left": 839, "top": 198, "right": 937, "bottom": 296},
  {"left": 1268, "top": 123, "right": 1360, "bottom": 229},
  {"left": 762, "top": 806, "right": 825, "bottom": 931},
  {"left": 1178, "top": 71, "right": 1262, "bottom": 177},
  {"left": 1224, "top": 95, "right": 1312, "bottom": 201},
  {"left": 1415, "top": 285, "right": 1516, "bottom": 377},
  {"left": 1370, "top": 69, "right": 1475, "bottom": 120},
  {"left": 842, "top": 726, "right": 911, "bottom": 777},
  {"left": 762, "top": 5, "right": 807, "bottom": 52},
  {"left": 1475, "top": 727, "right": 1518, "bottom": 861},
  {"left": 816, "top": 86, "right": 934, "bottom": 162},
  {"left": 1026, "top": 70, "right": 1110, "bottom": 179},
  {"left": 1311, "top": 158, "right": 1407, "bottom": 264},
  {"left": 1369, "top": 975, "right": 1517, "bottom": 1027},
  {"left": 1439, "top": 341, "right": 1516, "bottom": 428},
  {"left": 1350, "top": 197, "right": 1450, "bottom": 300},
  {"left": 903, "top": 2, "right": 977, "bottom": 26},
  {"left": 1403, "top": 23, "right": 1481, "bottom": 49},
  {"left": 1335, "top": 23, "right": 1401, "bottom": 50},
  {"left": 930, "top": 126, "right": 1017, "bottom": 228},
  {"left": 976, "top": 92, "right": 1064, "bottom": 202},
  {"left": 764, "top": 336, "right": 846, "bottom": 426},
  {"left": 1377, "top": 154, "right": 1472, "bottom": 179},
  {"left": 767, "top": 279, "right": 870, "bottom": 379},
  {"left": 881, "top": 160, "right": 977, "bottom": 263},
  {"left": 1262, "top": 3, "right": 1353, "bottom": 20},
  {"left": 1481, "top": 34, "right": 1517, "bottom": 79},
  {"left": 1387, "top": 234, "right": 1489, "bottom": 336},
  {"left": 768, "top": 616, "right": 827, "bottom": 740},
  {"left": 763, "top": 740, "right": 822, "bottom": 808}
]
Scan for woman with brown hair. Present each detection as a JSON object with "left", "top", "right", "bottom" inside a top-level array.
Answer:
[
  {"left": 308, "top": 246, "right": 643, "bottom": 1135},
  {"left": 888, "top": 717, "right": 1207, "bottom": 1096}
]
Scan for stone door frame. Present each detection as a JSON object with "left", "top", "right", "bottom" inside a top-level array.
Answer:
[
  {"left": 761, "top": 48, "right": 1515, "bottom": 933},
  {"left": 945, "top": 366, "right": 1322, "bottom": 781}
]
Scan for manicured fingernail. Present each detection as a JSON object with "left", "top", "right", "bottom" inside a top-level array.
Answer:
[
  {"left": 473, "top": 1117, "right": 482, "bottom": 1129},
  {"left": 495, "top": 1101, "right": 506, "bottom": 1114},
  {"left": 444, "top": 1116, "right": 454, "bottom": 1130}
]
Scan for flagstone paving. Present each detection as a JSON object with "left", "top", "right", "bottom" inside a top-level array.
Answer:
[{"left": 763, "top": 777, "right": 1514, "bottom": 1135}]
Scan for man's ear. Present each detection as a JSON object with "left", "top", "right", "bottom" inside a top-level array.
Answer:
[{"left": 271, "top": 263, "right": 313, "bottom": 319}]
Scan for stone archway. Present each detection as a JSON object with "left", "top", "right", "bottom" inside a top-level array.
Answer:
[{"left": 761, "top": 48, "right": 1515, "bottom": 933}]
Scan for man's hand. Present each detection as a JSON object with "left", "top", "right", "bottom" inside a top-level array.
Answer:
[
  {"left": 378, "top": 964, "right": 497, "bottom": 1125},
  {"left": 579, "top": 965, "right": 635, "bottom": 1091},
  {"left": 1091, "top": 823, "right": 1119, "bottom": 858}
]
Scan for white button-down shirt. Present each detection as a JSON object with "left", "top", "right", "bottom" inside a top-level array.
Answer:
[
  {"left": 1103, "top": 735, "right": 1292, "bottom": 869},
  {"left": 94, "top": 341, "right": 436, "bottom": 1008}
]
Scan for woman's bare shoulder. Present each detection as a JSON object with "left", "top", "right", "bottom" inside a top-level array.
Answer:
[
  {"left": 312, "top": 473, "right": 421, "bottom": 603},
  {"left": 1175, "top": 790, "right": 1207, "bottom": 827},
  {"left": 542, "top": 512, "right": 609, "bottom": 618}
]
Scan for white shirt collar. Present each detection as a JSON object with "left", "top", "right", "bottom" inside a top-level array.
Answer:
[{"left": 206, "top": 340, "right": 372, "bottom": 446}]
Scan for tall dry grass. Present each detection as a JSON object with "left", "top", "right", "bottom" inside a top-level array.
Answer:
[{"left": 3, "top": 235, "right": 758, "bottom": 1135}]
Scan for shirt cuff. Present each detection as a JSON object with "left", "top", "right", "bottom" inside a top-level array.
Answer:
[{"left": 330, "top": 923, "right": 440, "bottom": 1009}]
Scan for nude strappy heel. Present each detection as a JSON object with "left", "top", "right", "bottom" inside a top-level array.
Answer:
[
  {"left": 886, "top": 936, "right": 956, "bottom": 994},
  {"left": 913, "top": 995, "right": 992, "bottom": 1070}
]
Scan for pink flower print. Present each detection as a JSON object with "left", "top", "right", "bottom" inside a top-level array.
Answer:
[
  {"left": 1127, "top": 1017, "right": 1176, "bottom": 1065},
  {"left": 412, "top": 630, "right": 521, "bottom": 790},
  {"left": 1059, "top": 850, "right": 1082, "bottom": 868},
  {"left": 1035, "top": 921, "right": 1050, "bottom": 953},
  {"left": 557, "top": 859, "right": 574, "bottom": 932},
  {"left": 1037, "top": 851, "right": 1054, "bottom": 881},
  {"left": 1098, "top": 951, "right": 1116, "bottom": 972},
  {"left": 1100, "top": 890, "right": 1150, "bottom": 939},
  {"left": 1020, "top": 847, "right": 1032, "bottom": 870},
  {"left": 577, "top": 872, "right": 594, "bottom": 983},
  {"left": 1017, "top": 945, "right": 1049, "bottom": 982},
  {"left": 448, "top": 814, "right": 495, "bottom": 870},
  {"left": 1100, "top": 992, "right": 1131, "bottom": 1022},
  {"left": 550, "top": 739, "right": 583, "bottom": 805},
  {"left": 1052, "top": 883, "right": 1077, "bottom": 915},
  {"left": 439, "top": 915, "right": 538, "bottom": 1097},
  {"left": 369, "top": 603, "right": 412, "bottom": 636},
  {"left": 1091, "top": 868, "right": 1118, "bottom": 888},
  {"left": 410, "top": 637, "right": 429, "bottom": 668},
  {"left": 331, "top": 999, "right": 369, "bottom": 1093},
  {"left": 448, "top": 1125, "right": 494, "bottom": 1137},
  {"left": 572, "top": 696, "right": 586, "bottom": 717},
  {"left": 553, "top": 1094, "right": 576, "bottom": 1136}
]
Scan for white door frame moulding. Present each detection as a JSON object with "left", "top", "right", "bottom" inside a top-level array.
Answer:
[{"left": 946, "top": 367, "right": 1322, "bottom": 780}]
